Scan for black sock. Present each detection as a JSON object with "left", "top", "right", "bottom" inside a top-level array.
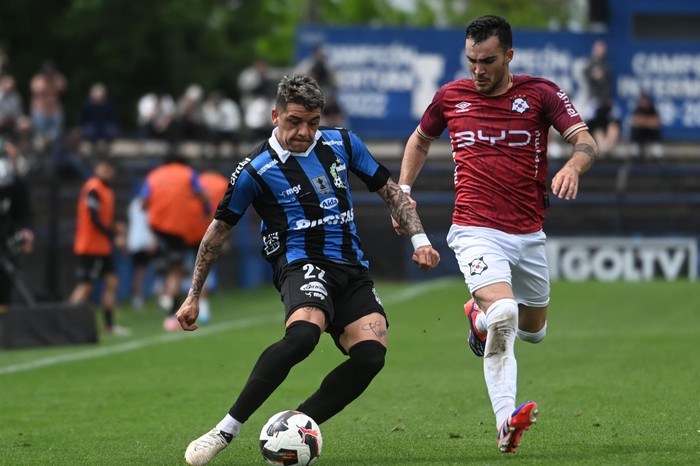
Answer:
[
  {"left": 297, "top": 340, "right": 386, "bottom": 424},
  {"left": 103, "top": 309, "right": 114, "bottom": 328},
  {"left": 229, "top": 321, "right": 321, "bottom": 423},
  {"left": 169, "top": 295, "right": 180, "bottom": 316}
]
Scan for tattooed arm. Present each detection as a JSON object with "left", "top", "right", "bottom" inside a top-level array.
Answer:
[
  {"left": 176, "top": 219, "right": 233, "bottom": 330},
  {"left": 377, "top": 179, "right": 426, "bottom": 237},
  {"left": 377, "top": 178, "right": 440, "bottom": 271},
  {"left": 552, "top": 129, "right": 598, "bottom": 201}
]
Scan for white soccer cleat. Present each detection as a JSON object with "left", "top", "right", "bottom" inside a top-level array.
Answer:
[{"left": 184, "top": 428, "right": 231, "bottom": 465}]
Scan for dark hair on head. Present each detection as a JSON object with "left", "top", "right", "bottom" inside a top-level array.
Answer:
[
  {"left": 276, "top": 74, "right": 325, "bottom": 112},
  {"left": 465, "top": 15, "right": 512, "bottom": 51}
]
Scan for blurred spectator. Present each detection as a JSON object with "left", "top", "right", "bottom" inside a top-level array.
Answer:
[
  {"left": 296, "top": 46, "right": 345, "bottom": 128},
  {"left": 630, "top": 92, "right": 663, "bottom": 160},
  {"left": 202, "top": 90, "right": 242, "bottom": 157},
  {"left": 587, "top": 99, "right": 621, "bottom": 157},
  {"left": 0, "top": 74, "right": 31, "bottom": 141},
  {"left": 296, "top": 46, "right": 339, "bottom": 95},
  {"left": 126, "top": 196, "right": 157, "bottom": 310},
  {"left": 584, "top": 40, "right": 612, "bottom": 106},
  {"left": 181, "top": 170, "right": 229, "bottom": 324},
  {"left": 238, "top": 60, "right": 276, "bottom": 141},
  {"left": 137, "top": 91, "right": 176, "bottom": 143},
  {"left": 30, "top": 59, "right": 67, "bottom": 150},
  {"left": 0, "top": 132, "right": 34, "bottom": 306},
  {"left": 244, "top": 94, "right": 275, "bottom": 142},
  {"left": 79, "top": 82, "right": 118, "bottom": 154},
  {"left": 69, "top": 159, "right": 129, "bottom": 336},
  {"left": 238, "top": 59, "right": 275, "bottom": 109},
  {"left": 0, "top": 46, "right": 10, "bottom": 74},
  {"left": 583, "top": 39, "right": 618, "bottom": 156},
  {"left": 139, "top": 154, "right": 209, "bottom": 330},
  {"left": 51, "top": 126, "right": 92, "bottom": 180},
  {"left": 176, "top": 84, "right": 206, "bottom": 142},
  {"left": 320, "top": 93, "right": 347, "bottom": 128}
]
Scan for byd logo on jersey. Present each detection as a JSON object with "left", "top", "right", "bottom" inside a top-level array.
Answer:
[{"left": 453, "top": 130, "right": 531, "bottom": 148}]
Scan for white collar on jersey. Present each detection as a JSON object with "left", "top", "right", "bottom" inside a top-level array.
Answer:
[{"left": 268, "top": 128, "right": 322, "bottom": 163}]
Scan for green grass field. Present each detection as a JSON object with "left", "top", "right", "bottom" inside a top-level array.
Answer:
[{"left": 1, "top": 278, "right": 699, "bottom": 465}]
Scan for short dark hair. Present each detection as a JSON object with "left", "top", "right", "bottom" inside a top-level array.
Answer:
[
  {"left": 465, "top": 15, "right": 512, "bottom": 52},
  {"left": 276, "top": 74, "right": 325, "bottom": 112}
]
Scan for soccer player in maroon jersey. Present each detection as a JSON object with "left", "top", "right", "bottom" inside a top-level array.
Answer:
[{"left": 394, "top": 15, "right": 598, "bottom": 453}]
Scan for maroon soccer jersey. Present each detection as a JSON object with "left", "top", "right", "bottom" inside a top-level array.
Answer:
[{"left": 419, "top": 74, "right": 587, "bottom": 234}]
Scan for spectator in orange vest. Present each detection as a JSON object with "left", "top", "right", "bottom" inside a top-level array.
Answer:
[
  {"left": 69, "top": 160, "right": 128, "bottom": 335},
  {"left": 182, "top": 170, "right": 230, "bottom": 324},
  {"left": 139, "top": 154, "right": 209, "bottom": 330}
]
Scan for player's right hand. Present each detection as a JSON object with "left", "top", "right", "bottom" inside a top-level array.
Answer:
[{"left": 176, "top": 296, "right": 200, "bottom": 331}]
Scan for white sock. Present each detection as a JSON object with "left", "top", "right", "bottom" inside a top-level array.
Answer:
[
  {"left": 475, "top": 312, "right": 488, "bottom": 334},
  {"left": 483, "top": 298, "right": 519, "bottom": 429},
  {"left": 199, "top": 297, "right": 211, "bottom": 321},
  {"left": 216, "top": 414, "right": 242, "bottom": 436},
  {"left": 517, "top": 321, "right": 547, "bottom": 343}
]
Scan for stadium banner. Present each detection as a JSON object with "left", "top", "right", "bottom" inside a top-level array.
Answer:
[
  {"left": 546, "top": 237, "right": 698, "bottom": 281},
  {"left": 296, "top": 25, "right": 700, "bottom": 141}
]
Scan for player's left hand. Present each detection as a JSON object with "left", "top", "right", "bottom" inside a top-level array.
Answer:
[
  {"left": 412, "top": 245, "right": 440, "bottom": 270},
  {"left": 551, "top": 165, "right": 581, "bottom": 200}
]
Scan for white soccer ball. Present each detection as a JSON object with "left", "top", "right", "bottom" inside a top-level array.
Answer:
[{"left": 259, "top": 410, "right": 323, "bottom": 466}]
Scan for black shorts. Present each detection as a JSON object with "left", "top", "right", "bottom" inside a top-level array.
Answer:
[
  {"left": 75, "top": 255, "right": 115, "bottom": 283},
  {"left": 152, "top": 230, "right": 188, "bottom": 269},
  {"left": 274, "top": 259, "right": 387, "bottom": 351},
  {"left": 131, "top": 250, "right": 152, "bottom": 267}
]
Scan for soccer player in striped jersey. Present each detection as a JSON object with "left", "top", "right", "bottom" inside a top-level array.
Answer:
[
  {"left": 179, "top": 74, "right": 440, "bottom": 465},
  {"left": 395, "top": 15, "right": 598, "bottom": 453}
]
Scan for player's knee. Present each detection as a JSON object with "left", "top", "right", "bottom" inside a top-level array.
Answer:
[
  {"left": 284, "top": 321, "right": 321, "bottom": 361},
  {"left": 517, "top": 321, "right": 547, "bottom": 344},
  {"left": 485, "top": 298, "right": 518, "bottom": 332},
  {"left": 349, "top": 340, "right": 386, "bottom": 377}
]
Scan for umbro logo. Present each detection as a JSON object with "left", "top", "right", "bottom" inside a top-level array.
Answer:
[{"left": 455, "top": 101, "right": 471, "bottom": 113}]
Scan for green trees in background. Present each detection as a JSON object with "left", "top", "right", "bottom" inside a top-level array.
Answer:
[{"left": 0, "top": 0, "right": 575, "bottom": 130}]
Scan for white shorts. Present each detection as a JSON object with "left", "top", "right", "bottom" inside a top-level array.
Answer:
[{"left": 447, "top": 225, "right": 550, "bottom": 307}]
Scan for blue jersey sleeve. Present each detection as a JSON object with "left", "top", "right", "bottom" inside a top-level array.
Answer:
[
  {"left": 345, "top": 130, "right": 391, "bottom": 192},
  {"left": 214, "top": 160, "right": 262, "bottom": 225}
]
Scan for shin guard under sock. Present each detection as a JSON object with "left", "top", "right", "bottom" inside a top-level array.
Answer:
[
  {"left": 297, "top": 340, "right": 386, "bottom": 424},
  {"left": 229, "top": 321, "right": 320, "bottom": 423}
]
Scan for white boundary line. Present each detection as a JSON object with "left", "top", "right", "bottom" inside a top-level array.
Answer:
[{"left": 0, "top": 277, "right": 458, "bottom": 376}]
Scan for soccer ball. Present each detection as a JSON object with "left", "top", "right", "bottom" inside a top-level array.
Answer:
[{"left": 259, "top": 410, "right": 323, "bottom": 466}]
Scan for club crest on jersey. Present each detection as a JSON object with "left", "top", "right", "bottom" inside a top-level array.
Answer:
[
  {"left": 511, "top": 97, "right": 530, "bottom": 114},
  {"left": 455, "top": 101, "right": 471, "bottom": 113},
  {"left": 311, "top": 175, "right": 332, "bottom": 196},
  {"left": 468, "top": 256, "right": 488, "bottom": 276},
  {"left": 330, "top": 159, "right": 346, "bottom": 189}
]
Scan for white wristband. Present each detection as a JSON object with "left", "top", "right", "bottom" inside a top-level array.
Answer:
[
  {"left": 411, "top": 233, "right": 431, "bottom": 250},
  {"left": 399, "top": 184, "right": 411, "bottom": 195}
]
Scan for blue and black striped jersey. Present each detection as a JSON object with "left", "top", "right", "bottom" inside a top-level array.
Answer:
[{"left": 214, "top": 127, "right": 391, "bottom": 268}]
